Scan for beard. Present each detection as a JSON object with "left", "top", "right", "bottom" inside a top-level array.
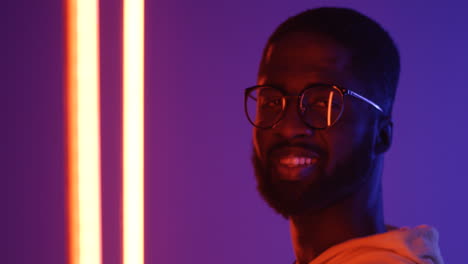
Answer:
[{"left": 252, "top": 140, "right": 375, "bottom": 219}]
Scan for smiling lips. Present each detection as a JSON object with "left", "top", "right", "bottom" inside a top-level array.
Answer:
[
  {"left": 279, "top": 156, "right": 318, "bottom": 167},
  {"left": 271, "top": 147, "right": 321, "bottom": 181}
]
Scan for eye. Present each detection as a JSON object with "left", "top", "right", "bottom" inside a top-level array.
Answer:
[
  {"left": 312, "top": 100, "right": 327, "bottom": 108},
  {"left": 305, "top": 98, "right": 328, "bottom": 109},
  {"left": 260, "top": 97, "right": 282, "bottom": 109}
]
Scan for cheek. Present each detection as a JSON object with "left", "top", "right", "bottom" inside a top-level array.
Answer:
[
  {"left": 253, "top": 128, "right": 263, "bottom": 158},
  {"left": 253, "top": 128, "right": 272, "bottom": 160},
  {"left": 326, "top": 108, "right": 377, "bottom": 166}
]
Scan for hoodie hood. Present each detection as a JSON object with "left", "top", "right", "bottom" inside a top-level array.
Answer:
[{"left": 308, "top": 225, "right": 444, "bottom": 264}]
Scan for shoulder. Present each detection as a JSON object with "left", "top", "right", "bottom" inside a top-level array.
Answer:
[
  {"left": 337, "top": 248, "right": 422, "bottom": 263},
  {"left": 308, "top": 225, "right": 444, "bottom": 264},
  {"left": 310, "top": 246, "right": 419, "bottom": 264}
]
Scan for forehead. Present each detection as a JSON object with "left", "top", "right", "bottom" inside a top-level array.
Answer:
[{"left": 259, "top": 32, "right": 355, "bottom": 91}]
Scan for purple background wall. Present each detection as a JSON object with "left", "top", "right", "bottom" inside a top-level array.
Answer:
[{"left": 4, "top": 0, "right": 468, "bottom": 263}]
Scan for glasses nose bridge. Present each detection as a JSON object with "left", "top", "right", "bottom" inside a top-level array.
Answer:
[
  {"left": 282, "top": 94, "right": 303, "bottom": 115},
  {"left": 277, "top": 94, "right": 307, "bottom": 128}
]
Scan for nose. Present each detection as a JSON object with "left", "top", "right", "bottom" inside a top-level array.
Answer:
[{"left": 273, "top": 98, "right": 314, "bottom": 139}]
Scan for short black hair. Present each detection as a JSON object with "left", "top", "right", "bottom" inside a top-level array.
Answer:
[{"left": 260, "top": 7, "right": 400, "bottom": 114}]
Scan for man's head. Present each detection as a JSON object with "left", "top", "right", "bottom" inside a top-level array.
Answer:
[{"left": 249, "top": 7, "right": 400, "bottom": 218}]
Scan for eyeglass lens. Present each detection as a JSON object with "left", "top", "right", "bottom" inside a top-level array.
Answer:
[{"left": 245, "top": 85, "right": 344, "bottom": 129}]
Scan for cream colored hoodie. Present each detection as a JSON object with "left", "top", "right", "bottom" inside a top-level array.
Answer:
[{"left": 307, "top": 225, "right": 444, "bottom": 264}]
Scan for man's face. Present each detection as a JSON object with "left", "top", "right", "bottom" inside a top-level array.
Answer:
[{"left": 252, "top": 32, "right": 380, "bottom": 217}]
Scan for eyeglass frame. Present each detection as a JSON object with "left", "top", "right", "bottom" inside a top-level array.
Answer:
[{"left": 244, "top": 83, "right": 384, "bottom": 129}]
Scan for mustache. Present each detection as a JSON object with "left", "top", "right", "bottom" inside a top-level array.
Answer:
[{"left": 266, "top": 141, "right": 326, "bottom": 158}]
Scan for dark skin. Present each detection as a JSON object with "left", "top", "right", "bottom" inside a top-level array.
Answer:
[{"left": 252, "top": 32, "right": 393, "bottom": 264}]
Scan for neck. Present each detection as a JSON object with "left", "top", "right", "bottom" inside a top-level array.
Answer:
[{"left": 289, "top": 167, "right": 386, "bottom": 264}]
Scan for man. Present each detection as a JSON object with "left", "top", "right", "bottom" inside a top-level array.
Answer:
[{"left": 244, "top": 7, "right": 444, "bottom": 264}]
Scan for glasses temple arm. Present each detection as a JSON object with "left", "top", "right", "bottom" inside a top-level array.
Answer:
[{"left": 347, "top": 90, "right": 383, "bottom": 112}]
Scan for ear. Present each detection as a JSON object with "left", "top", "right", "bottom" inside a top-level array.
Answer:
[{"left": 375, "top": 117, "right": 393, "bottom": 154}]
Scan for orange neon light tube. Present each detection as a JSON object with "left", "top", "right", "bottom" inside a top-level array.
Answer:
[
  {"left": 123, "top": 0, "right": 145, "bottom": 263},
  {"left": 65, "top": 0, "right": 102, "bottom": 263}
]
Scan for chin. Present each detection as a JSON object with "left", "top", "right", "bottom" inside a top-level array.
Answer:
[
  {"left": 251, "top": 149, "right": 323, "bottom": 218},
  {"left": 251, "top": 145, "right": 375, "bottom": 219}
]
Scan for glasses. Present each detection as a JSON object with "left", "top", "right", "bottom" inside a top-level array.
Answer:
[{"left": 244, "top": 83, "right": 383, "bottom": 129}]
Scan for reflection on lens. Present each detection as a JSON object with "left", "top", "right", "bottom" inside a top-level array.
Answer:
[
  {"left": 301, "top": 85, "right": 344, "bottom": 129},
  {"left": 246, "top": 86, "right": 284, "bottom": 128}
]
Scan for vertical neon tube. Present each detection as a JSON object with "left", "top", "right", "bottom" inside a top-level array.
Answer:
[
  {"left": 66, "top": 0, "right": 102, "bottom": 263},
  {"left": 123, "top": 0, "right": 145, "bottom": 263}
]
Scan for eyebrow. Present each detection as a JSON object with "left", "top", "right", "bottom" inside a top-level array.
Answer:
[
  {"left": 260, "top": 82, "right": 338, "bottom": 95},
  {"left": 264, "top": 64, "right": 336, "bottom": 74}
]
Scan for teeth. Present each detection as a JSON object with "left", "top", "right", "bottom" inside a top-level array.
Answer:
[{"left": 279, "top": 156, "right": 316, "bottom": 167}]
